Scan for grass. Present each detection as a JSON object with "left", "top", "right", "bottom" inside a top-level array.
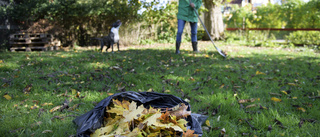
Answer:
[{"left": 0, "top": 41, "right": 319, "bottom": 137}]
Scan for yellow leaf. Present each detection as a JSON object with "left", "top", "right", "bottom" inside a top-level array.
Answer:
[
  {"left": 292, "top": 97, "right": 298, "bottom": 99},
  {"left": 195, "top": 69, "right": 203, "bottom": 72},
  {"left": 2, "top": 83, "right": 9, "bottom": 88},
  {"left": 107, "top": 93, "right": 114, "bottom": 96},
  {"left": 281, "top": 90, "right": 288, "bottom": 95},
  {"left": 71, "top": 89, "right": 77, "bottom": 95},
  {"left": 41, "top": 103, "right": 53, "bottom": 106},
  {"left": 246, "top": 104, "right": 257, "bottom": 109},
  {"left": 123, "top": 102, "right": 146, "bottom": 122},
  {"left": 108, "top": 118, "right": 131, "bottom": 135},
  {"left": 288, "top": 83, "right": 297, "bottom": 86},
  {"left": 91, "top": 125, "right": 114, "bottom": 136},
  {"left": 3, "top": 94, "right": 12, "bottom": 100},
  {"left": 205, "top": 120, "right": 210, "bottom": 127},
  {"left": 30, "top": 104, "right": 39, "bottom": 110},
  {"left": 107, "top": 104, "right": 127, "bottom": 115},
  {"left": 0, "top": 60, "right": 3, "bottom": 63},
  {"left": 256, "top": 71, "right": 266, "bottom": 75},
  {"left": 50, "top": 105, "right": 63, "bottom": 113},
  {"left": 122, "top": 127, "right": 142, "bottom": 137},
  {"left": 279, "top": 132, "right": 285, "bottom": 136},
  {"left": 297, "top": 107, "right": 306, "bottom": 112},
  {"left": 177, "top": 119, "right": 188, "bottom": 131},
  {"left": 143, "top": 113, "right": 184, "bottom": 132},
  {"left": 219, "top": 84, "right": 225, "bottom": 89},
  {"left": 271, "top": 97, "right": 282, "bottom": 102},
  {"left": 76, "top": 92, "right": 80, "bottom": 98}
]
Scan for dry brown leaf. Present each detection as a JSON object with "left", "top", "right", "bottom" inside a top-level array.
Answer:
[
  {"left": 182, "top": 129, "right": 199, "bottom": 137},
  {"left": 238, "top": 98, "right": 258, "bottom": 104},
  {"left": 50, "top": 105, "right": 63, "bottom": 113},
  {"left": 169, "top": 103, "right": 191, "bottom": 119},
  {"left": 23, "top": 84, "right": 32, "bottom": 94}
]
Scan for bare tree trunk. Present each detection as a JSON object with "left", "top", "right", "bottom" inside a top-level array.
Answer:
[{"left": 203, "top": 1, "right": 224, "bottom": 40}]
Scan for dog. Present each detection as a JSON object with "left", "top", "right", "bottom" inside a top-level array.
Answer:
[{"left": 100, "top": 20, "right": 122, "bottom": 53}]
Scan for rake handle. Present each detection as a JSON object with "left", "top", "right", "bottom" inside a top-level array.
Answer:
[{"left": 188, "top": 0, "right": 226, "bottom": 57}]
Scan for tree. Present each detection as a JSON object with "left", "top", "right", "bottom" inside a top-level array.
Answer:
[{"left": 202, "top": 0, "right": 229, "bottom": 40}]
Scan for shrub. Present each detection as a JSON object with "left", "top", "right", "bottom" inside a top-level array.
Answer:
[{"left": 285, "top": 31, "right": 320, "bottom": 47}]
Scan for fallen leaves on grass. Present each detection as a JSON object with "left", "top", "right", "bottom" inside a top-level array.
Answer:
[
  {"left": 23, "top": 84, "right": 32, "bottom": 94},
  {"left": 42, "top": 130, "right": 53, "bottom": 133},
  {"left": 3, "top": 94, "right": 12, "bottom": 100},
  {"left": 50, "top": 105, "right": 63, "bottom": 113},
  {"left": 238, "top": 98, "right": 259, "bottom": 104},
  {"left": 271, "top": 97, "right": 282, "bottom": 102},
  {"left": 256, "top": 71, "right": 266, "bottom": 75}
]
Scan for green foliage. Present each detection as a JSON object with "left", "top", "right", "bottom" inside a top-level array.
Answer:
[
  {"left": 285, "top": 31, "right": 320, "bottom": 49},
  {"left": 224, "top": 4, "right": 253, "bottom": 28},
  {"left": 224, "top": 0, "right": 320, "bottom": 48},
  {"left": 140, "top": 1, "right": 178, "bottom": 44},
  {"left": 2, "top": 0, "right": 143, "bottom": 46},
  {"left": 225, "top": 0, "right": 320, "bottom": 29}
]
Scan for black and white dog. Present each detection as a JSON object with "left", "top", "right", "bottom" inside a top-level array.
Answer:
[{"left": 100, "top": 20, "right": 122, "bottom": 52}]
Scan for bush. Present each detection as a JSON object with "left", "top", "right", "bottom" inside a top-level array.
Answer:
[{"left": 285, "top": 31, "right": 320, "bottom": 47}]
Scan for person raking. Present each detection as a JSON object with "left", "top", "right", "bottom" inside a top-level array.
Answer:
[{"left": 175, "top": 0, "right": 202, "bottom": 54}]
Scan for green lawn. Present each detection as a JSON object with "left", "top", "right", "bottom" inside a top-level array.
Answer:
[{"left": 0, "top": 42, "right": 319, "bottom": 137}]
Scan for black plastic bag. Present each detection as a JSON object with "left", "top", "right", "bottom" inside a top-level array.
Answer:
[{"left": 73, "top": 91, "right": 208, "bottom": 137}]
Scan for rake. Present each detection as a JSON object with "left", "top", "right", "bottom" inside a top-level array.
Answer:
[{"left": 189, "top": 0, "right": 227, "bottom": 58}]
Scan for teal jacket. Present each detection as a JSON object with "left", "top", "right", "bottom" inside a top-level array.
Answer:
[{"left": 177, "top": 0, "right": 202, "bottom": 23}]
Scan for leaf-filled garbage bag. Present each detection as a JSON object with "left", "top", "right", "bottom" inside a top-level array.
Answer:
[{"left": 73, "top": 91, "right": 208, "bottom": 137}]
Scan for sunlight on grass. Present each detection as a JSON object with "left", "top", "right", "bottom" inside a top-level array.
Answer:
[{"left": 0, "top": 44, "right": 319, "bottom": 136}]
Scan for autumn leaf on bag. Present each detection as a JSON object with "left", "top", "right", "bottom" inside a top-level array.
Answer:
[
  {"left": 121, "top": 127, "right": 144, "bottom": 137},
  {"left": 157, "top": 110, "right": 171, "bottom": 124},
  {"left": 107, "top": 99, "right": 131, "bottom": 115},
  {"left": 176, "top": 118, "right": 188, "bottom": 131},
  {"left": 144, "top": 113, "right": 184, "bottom": 132},
  {"left": 182, "top": 129, "right": 199, "bottom": 137},
  {"left": 142, "top": 106, "right": 159, "bottom": 115},
  {"left": 169, "top": 103, "right": 191, "bottom": 119},
  {"left": 123, "top": 101, "right": 146, "bottom": 122},
  {"left": 91, "top": 125, "right": 114, "bottom": 137}
]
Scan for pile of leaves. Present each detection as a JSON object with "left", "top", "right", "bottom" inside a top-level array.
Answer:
[{"left": 91, "top": 99, "right": 198, "bottom": 137}]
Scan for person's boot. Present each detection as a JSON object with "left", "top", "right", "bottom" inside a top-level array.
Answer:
[
  {"left": 175, "top": 42, "right": 181, "bottom": 54},
  {"left": 192, "top": 42, "right": 199, "bottom": 53}
]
